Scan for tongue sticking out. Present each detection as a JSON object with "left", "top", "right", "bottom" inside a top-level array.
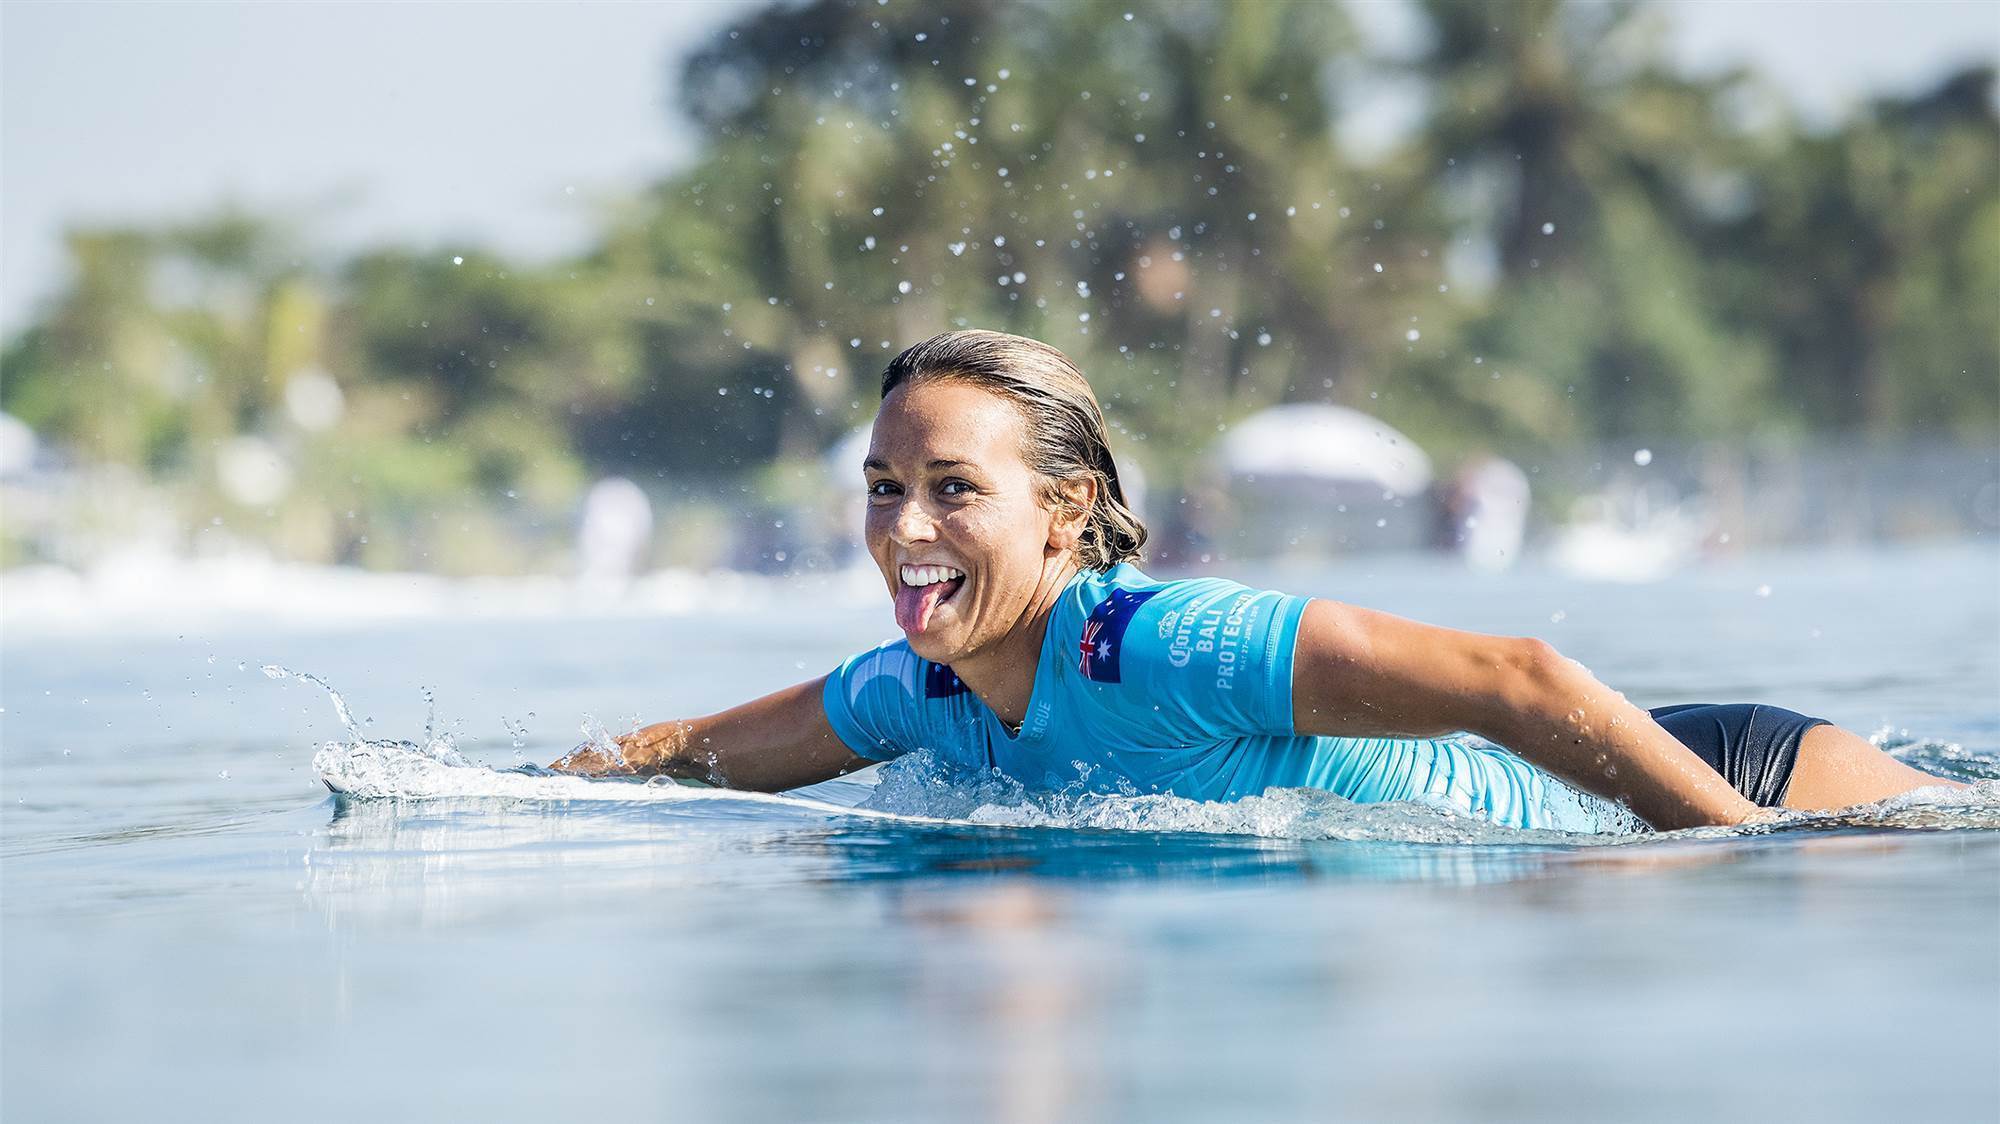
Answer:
[{"left": 895, "top": 577, "right": 962, "bottom": 634}]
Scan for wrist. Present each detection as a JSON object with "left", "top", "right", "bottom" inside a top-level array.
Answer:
[{"left": 624, "top": 722, "right": 692, "bottom": 775}]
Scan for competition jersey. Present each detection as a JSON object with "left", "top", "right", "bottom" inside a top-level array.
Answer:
[{"left": 821, "top": 564, "right": 1614, "bottom": 832}]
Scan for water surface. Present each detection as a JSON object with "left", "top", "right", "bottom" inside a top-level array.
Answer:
[{"left": 5, "top": 545, "right": 1996, "bottom": 1121}]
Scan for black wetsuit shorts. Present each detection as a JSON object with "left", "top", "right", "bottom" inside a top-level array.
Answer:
[{"left": 1648, "top": 703, "right": 1830, "bottom": 807}]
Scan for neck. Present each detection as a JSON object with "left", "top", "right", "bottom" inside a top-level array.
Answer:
[{"left": 949, "top": 557, "right": 1082, "bottom": 730}]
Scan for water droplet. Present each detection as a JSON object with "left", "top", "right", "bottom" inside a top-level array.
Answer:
[
  {"left": 1541, "top": 222, "right": 1556, "bottom": 235},
  {"left": 451, "top": 255, "right": 464, "bottom": 266},
  {"left": 1372, "top": 262, "right": 1383, "bottom": 273},
  {"left": 1633, "top": 448, "right": 1653, "bottom": 466},
  {"left": 1754, "top": 584, "right": 1772, "bottom": 598},
  {"left": 1405, "top": 329, "right": 1421, "bottom": 342},
  {"left": 1550, "top": 610, "right": 1567, "bottom": 624}
]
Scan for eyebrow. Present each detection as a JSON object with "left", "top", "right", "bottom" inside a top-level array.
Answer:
[{"left": 862, "top": 458, "right": 978, "bottom": 472}]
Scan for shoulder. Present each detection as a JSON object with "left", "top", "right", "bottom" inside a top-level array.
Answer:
[
  {"left": 830, "top": 637, "right": 971, "bottom": 708},
  {"left": 1064, "top": 565, "right": 1305, "bottom": 685},
  {"left": 1061, "top": 564, "right": 1312, "bottom": 735},
  {"left": 824, "top": 637, "right": 981, "bottom": 762}
]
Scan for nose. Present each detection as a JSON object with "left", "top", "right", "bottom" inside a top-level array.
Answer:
[{"left": 889, "top": 498, "right": 937, "bottom": 546}]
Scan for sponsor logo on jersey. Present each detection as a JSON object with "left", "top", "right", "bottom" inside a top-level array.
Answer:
[{"left": 1079, "top": 587, "right": 1157, "bottom": 683}]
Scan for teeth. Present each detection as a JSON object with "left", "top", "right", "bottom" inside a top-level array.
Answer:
[{"left": 900, "top": 564, "right": 965, "bottom": 587}]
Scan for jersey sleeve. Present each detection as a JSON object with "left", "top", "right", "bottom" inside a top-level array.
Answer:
[
  {"left": 820, "top": 639, "right": 939, "bottom": 762},
  {"left": 1084, "top": 577, "right": 1310, "bottom": 740}
]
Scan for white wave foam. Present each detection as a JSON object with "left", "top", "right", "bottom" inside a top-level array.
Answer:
[
  {"left": 311, "top": 736, "right": 938, "bottom": 825},
  {"left": 313, "top": 730, "right": 2000, "bottom": 844},
  {"left": 292, "top": 658, "right": 2000, "bottom": 846},
  {"left": 858, "top": 751, "right": 1636, "bottom": 845}
]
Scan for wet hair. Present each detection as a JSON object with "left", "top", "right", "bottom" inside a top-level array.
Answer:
[{"left": 880, "top": 330, "right": 1147, "bottom": 569}]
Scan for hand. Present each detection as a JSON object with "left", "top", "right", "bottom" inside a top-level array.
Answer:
[
  {"left": 549, "top": 737, "right": 639, "bottom": 776},
  {"left": 1731, "top": 806, "right": 1793, "bottom": 829}
]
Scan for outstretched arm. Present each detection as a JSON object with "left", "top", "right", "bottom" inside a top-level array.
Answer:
[
  {"left": 1290, "top": 600, "right": 1759, "bottom": 830},
  {"left": 550, "top": 676, "right": 873, "bottom": 792}
]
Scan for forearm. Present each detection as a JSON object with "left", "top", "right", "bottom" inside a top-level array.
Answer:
[
  {"left": 604, "top": 713, "right": 848, "bottom": 791},
  {"left": 1479, "top": 644, "right": 1757, "bottom": 830},
  {"left": 552, "top": 677, "right": 868, "bottom": 792}
]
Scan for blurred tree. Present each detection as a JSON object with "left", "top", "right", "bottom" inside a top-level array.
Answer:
[
  {"left": 637, "top": 0, "right": 1452, "bottom": 479},
  {"left": 3, "top": 0, "right": 1992, "bottom": 570},
  {"left": 1714, "top": 66, "right": 1999, "bottom": 435},
  {"left": 1404, "top": 0, "right": 1781, "bottom": 443}
]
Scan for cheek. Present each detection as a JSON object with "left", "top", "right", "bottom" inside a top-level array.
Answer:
[{"left": 945, "top": 506, "right": 1046, "bottom": 569}]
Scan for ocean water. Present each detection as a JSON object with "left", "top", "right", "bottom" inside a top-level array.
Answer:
[{"left": 4, "top": 544, "right": 1996, "bottom": 1121}]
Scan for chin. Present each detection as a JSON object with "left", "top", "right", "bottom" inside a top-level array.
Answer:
[
  {"left": 908, "top": 616, "right": 982, "bottom": 666},
  {"left": 902, "top": 629, "right": 953, "bottom": 662}
]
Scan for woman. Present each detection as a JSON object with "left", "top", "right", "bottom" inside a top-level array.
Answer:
[{"left": 555, "top": 331, "right": 1957, "bottom": 831}]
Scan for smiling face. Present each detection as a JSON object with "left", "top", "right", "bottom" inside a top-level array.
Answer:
[{"left": 864, "top": 379, "right": 1088, "bottom": 668}]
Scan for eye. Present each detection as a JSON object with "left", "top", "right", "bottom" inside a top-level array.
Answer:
[
  {"left": 939, "top": 478, "right": 977, "bottom": 497},
  {"left": 866, "top": 479, "right": 901, "bottom": 498}
]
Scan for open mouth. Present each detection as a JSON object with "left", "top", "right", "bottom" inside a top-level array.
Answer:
[{"left": 896, "top": 563, "right": 967, "bottom": 634}]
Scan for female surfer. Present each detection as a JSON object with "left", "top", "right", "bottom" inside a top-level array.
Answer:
[{"left": 554, "top": 330, "right": 1959, "bottom": 831}]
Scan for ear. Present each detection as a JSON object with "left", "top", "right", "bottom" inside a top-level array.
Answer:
[{"left": 1046, "top": 477, "right": 1097, "bottom": 552}]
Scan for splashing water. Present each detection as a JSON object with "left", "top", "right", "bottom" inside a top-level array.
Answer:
[
  {"left": 858, "top": 751, "right": 1649, "bottom": 846},
  {"left": 578, "top": 714, "right": 624, "bottom": 759},
  {"left": 264, "top": 664, "right": 472, "bottom": 793},
  {"left": 282, "top": 668, "right": 925, "bottom": 820},
  {"left": 262, "top": 664, "right": 365, "bottom": 739},
  {"left": 1874, "top": 727, "right": 2000, "bottom": 782},
  {"left": 500, "top": 716, "right": 527, "bottom": 750},
  {"left": 279, "top": 668, "right": 2000, "bottom": 843}
]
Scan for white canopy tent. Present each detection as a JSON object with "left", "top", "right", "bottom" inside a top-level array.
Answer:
[{"left": 1214, "top": 404, "right": 1433, "bottom": 496}]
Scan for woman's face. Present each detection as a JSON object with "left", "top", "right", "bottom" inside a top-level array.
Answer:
[{"left": 864, "top": 379, "right": 1079, "bottom": 666}]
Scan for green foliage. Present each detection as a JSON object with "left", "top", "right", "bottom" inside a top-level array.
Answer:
[{"left": 2, "top": 0, "right": 1992, "bottom": 568}]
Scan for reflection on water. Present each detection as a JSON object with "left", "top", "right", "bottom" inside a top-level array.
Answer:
[
  {"left": 309, "top": 788, "right": 1996, "bottom": 933},
  {"left": 307, "top": 795, "right": 1578, "bottom": 925}
]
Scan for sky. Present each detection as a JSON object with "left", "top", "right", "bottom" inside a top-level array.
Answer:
[{"left": 3, "top": 0, "right": 1996, "bottom": 335}]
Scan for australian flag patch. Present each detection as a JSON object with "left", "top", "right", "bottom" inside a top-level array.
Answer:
[
  {"left": 924, "top": 661, "right": 968, "bottom": 698},
  {"left": 1078, "top": 588, "right": 1157, "bottom": 683}
]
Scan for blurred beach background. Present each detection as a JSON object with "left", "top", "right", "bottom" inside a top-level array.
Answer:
[{"left": 2, "top": 0, "right": 1994, "bottom": 625}]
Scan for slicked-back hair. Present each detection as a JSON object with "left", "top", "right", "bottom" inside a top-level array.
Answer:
[{"left": 879, "top": 330, "right": 1147, "bottom": 570}]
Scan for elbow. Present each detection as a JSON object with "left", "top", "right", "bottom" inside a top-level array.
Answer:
[{"left": 1485, "top": 637, "right": 1575, "bottom": 741}]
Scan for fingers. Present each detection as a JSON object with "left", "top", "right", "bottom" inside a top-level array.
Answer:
[{"left": 549, "top": 744, "right": 631, "bottom": 775}]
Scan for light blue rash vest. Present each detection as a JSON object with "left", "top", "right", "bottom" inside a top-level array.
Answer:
[{"left": 822, "top": 564, "right": 1614, "bottom": 832}]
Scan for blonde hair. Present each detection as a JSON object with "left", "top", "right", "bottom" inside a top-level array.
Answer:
[{"left": 881, "top": 330, "right": 1147, "bottom": 569}]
